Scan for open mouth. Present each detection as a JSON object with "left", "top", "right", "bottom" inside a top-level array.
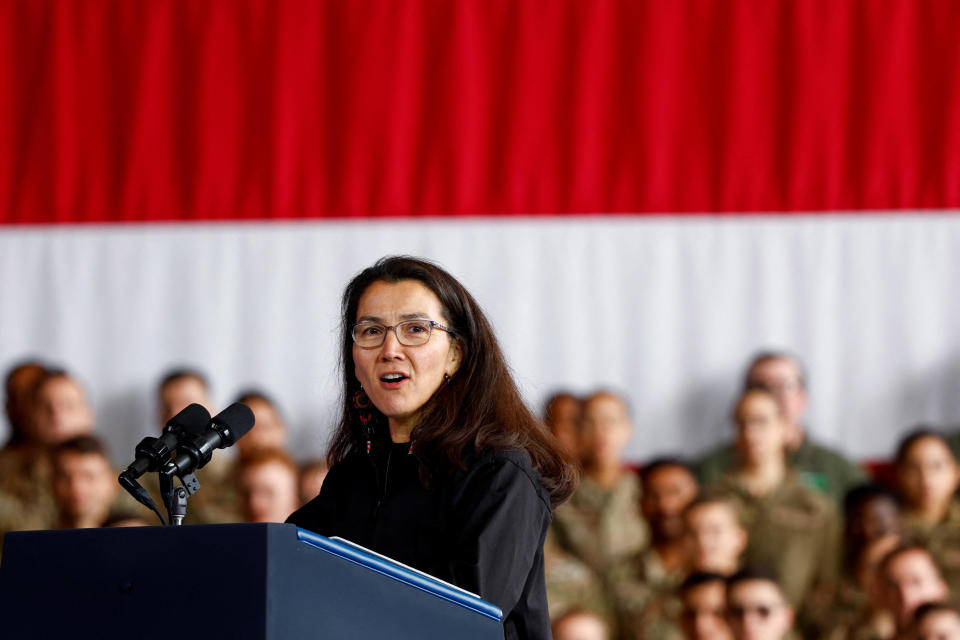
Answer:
[{"left": 380, "top": 373, "right": 408, "bottom": 383}]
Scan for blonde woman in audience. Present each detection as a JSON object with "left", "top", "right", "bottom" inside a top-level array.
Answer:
[
  {"left": 711, "top": 386, "right": 840, "bottom": 637},
  {"left": 683, "top": 495, "right": 749, "bottom": 577},
  {"left": 896, "top": 430, "right": 960, "bottom": 595}
]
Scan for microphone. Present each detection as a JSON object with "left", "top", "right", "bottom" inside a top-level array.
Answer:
[
  {"left": 121, "top": 403, "right": 211, "bottom": 480},
  {"left": 163, "top": 402, "right": 255, "bottom": 478}
]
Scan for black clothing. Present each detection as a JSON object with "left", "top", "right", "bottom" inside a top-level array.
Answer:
[{"left": 286, "top": 437, "right": 553, "bottom": 640}]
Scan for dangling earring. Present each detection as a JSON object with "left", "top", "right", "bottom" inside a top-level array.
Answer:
[
  {"left": 353, "top": 387, "right": 374, "bottom": 454},
  {"left": 443, "top": 373, "right": 451, "bottom": 383}
]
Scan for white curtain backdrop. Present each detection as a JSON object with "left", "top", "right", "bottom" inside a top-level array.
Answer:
[{"left": 2, "top": 213, "right": 960, "bottom": 465}]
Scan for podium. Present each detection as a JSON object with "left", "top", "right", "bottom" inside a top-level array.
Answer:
[{"left": 0, "top": 523, "right": 504, "bottom": 639}]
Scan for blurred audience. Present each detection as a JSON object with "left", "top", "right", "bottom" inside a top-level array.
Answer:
[
  {"left": 545, "top": 392, "right": 584, "bottom": 459},
  {"left": 895, "top": 430, "right": 960, "bottom": 595},
  {"left": 826, "top": 533, "right": 901, "bottom": 639},
  {"left": 711, "top": 386, "right": 839, "bottom": 633},
  {"left": 881, "top": 545, "right": 950, "bottom": 639},
  {"left": 50, "top": 435, "right": 118, "bottom": 529},
  {"left": 679, "top": 572, "right": 733, "bottom": 640},
  {"left": 912, "top": 602, "right": 960, "bottom": 640},
  {"left": 234, "top": 389, "right": 290, "bottom": 455},
  {"left": 684, "top": 495, "right": 748, "bottom": 576},
  {"left": 158, "top": 368, "right": 211, "bottom": 425},
  {"left": 299, "top": 458, "right": 329, "bottom": 505},
  {"left": 236, "top": 448, "right": 300, "bottom": 523},
  {"left": 552, "top": 608, "right": 611, "bottom": 640},
  {"left": 546, "top": 390, "right": 648, "bottom": 635},
  {"left": 699, "top": 351, "right": 866, "bottom": 503},
  {"left": 725, "top": 568, "right": 796, "bottom": 640}
]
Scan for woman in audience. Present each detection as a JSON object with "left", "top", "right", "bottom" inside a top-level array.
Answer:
[
  {"left": 895, "top": 429, "right": 960, "bottom": 595},
  {"left": 287, "top": 256, "right": 577, "bottom": 640},
  {"left": 711, "top": 386, "right": 840, "bottom": 636}
]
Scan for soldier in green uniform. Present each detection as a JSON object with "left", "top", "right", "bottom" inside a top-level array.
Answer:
[
  {"left": 546, "top": 391, "right": 649, "bottom": 637},
  {"left": 725, "top": 568, "right": 800, "bottom": 640},
  {"left": 711, "top": 386, "right": 841, "bottom": 636},
  {"left": 698, "top": 351, "right": 866, "bottom": 504},
  {"left": 895, "top": 429, "right": 960, "bottom": 597}
]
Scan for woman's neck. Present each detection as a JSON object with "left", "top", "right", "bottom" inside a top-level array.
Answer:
[
  {"left": 737, "top": 455, "right": 786, "bottom": 496},
  {"left": 387, "top": 418, "right": 413, "bottom": 443}
]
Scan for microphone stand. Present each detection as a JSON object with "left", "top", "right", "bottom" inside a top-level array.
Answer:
[{"left": 160, "top": 466, "right": 202, "bottom": 526}]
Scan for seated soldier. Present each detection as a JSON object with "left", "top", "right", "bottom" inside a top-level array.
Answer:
[
  {"left": 679, "top": 572, "right": 733, "bottom": 640},
  {"left": 234, "top": 389, "right": 290, "bottom": 456},
  {"left": 552, "top": 608, "right": 610, "bottom": 640},
  {"left": 711, "top": 386, "right": 840, "bottom": 634},
  {"left": 826, "top": 485, "right": 905, "bottom": 634},
  {"left": 1, "top": 367, "right": 95, "bottom": 535},
  {"left": 881, "top": 545, "right": 950, "bottom": 639},
  {"left": 51, "top": 434, "right": 118, "bottom": 529},
  {"left": 298, "top": 458, "right": 329, "bottom": 505},
  {"left": 912, "top": 602, "right": 960, "bottom": 640},
  {"left": 544, "top": 391, "right": 584, "bottom": 459},
  {"left": 825, "top": 534, "right": 901, "bottom": 640},
  {"left": 698, "top": 351, "right": 865, "bottom": 504},
  {"left": 157, "top": 368, "right": 212, "bottom": 425},
  {"left": 895, "top": 429, "right": 960, "bottom": 596},
  {"left": 616, "top": 459, "right": 699, "bottom": 639},
  {"left": 684, "top": 495, "right": 748, "bottom": 576},
  {"left": 725, "top": 567, "right": 796, "bottom": 640},
  {"left": 546, "top": 390, "right": 648, "bottom": 634},
  {"left": 236, "top": 448, "right": 300, "bottom": 523}
]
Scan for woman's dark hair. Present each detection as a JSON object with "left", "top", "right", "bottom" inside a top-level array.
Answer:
[
  {"left": 895, "top": 426, "right": 956, "bottom": 467},
  {"left": 327, "top": 255, "right": 577, "bottom": 506}
]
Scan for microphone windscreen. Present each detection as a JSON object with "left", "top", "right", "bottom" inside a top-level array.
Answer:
[
  {"left": 167, "top": 403, "right": 211, "bottom": 435},
  {"left": 210, "top": 402, "right": 255, "bottom": 445}
]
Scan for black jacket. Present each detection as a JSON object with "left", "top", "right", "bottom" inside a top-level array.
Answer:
[{"left": 286, "top": 435, "right": 553, "bottom": 640}]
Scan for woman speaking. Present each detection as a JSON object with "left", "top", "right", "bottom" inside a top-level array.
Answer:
[{"left": 287, "top": 256, "right": 576, "bottom": 640}]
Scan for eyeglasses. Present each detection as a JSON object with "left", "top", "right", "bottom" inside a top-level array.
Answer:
[{"left": 352, "top": 319, "right": 453, "bottom": 348}]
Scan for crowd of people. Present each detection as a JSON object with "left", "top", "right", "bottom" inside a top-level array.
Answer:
[
  {"left": 3, "top": 351, "right": 960, "bottom": 640},
  {"left": 544, "top": 352, "right": 960, "bottom": 640},
  {"left": 0, "top": 362, "right": 328, "bottom": 547}
]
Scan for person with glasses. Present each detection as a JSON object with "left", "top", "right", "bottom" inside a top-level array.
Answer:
[
  {"left": 287, "top": 255, "right": 578, "bottom": 640},
  {"left": 725, "top": 567, "right": 796, "bottom": 640}
]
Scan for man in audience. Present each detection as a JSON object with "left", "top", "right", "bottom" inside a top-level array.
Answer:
[
  {"left": 299, "top": 458, "right": 329, "bottom": 505},
  {"left": 545, "top": 392, "right": 584, "bottom": 459},
  {"left": 684, "top": 495, "right": 749, "bottom": 576},
  {"left": 158, "top": 368, "right": 212, "bottom": 425},
  {"left": 0, "top": 367, "right": 94, "bottom": 536},
  {"left": 50, "top": 434, "right": 118, "bottom": 529},
  {"left": 679, "top": 572, "right": 733, "bottom": 640},
  {"left": 546, "top": 390, "right": 648, "bottom": 635},
  {"left": 881, "top": 545, "right": 950, "bottom": 638},
  {"left": 236, "top": 448, "right": 300, "bottom": 523},
  {"left": 711, "top": 386, "right": 840, "bottom": 633},
  {"left": 234, "top": 389, "right": 290, "bottom": 455},
  {"left": 552, "top": 608, "right": 610, "bottom": 640},
  {"left": 912, "top": 602, "right": 960, "bottom": 640},
  {"left": 699, "top": 351, "right": 866, "bottom": 503},
  {"left": 725, "top": 568, "right": 796, "bottom": 640},
  {"left": 895, "top": 429, "right": 960, "bottom": 596}
]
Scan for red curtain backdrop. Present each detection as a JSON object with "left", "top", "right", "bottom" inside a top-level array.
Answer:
[{"left": 2, "top": 0, "right": 959, "bottom": 224}]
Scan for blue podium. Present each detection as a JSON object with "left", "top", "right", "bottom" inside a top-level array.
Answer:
[{"left": 0, "top": 523, "right": 504, "bottom": 639}]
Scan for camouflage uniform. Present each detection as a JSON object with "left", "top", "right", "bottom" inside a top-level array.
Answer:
[
  {"left": 904, "top": 499, "right": 960, "bottom": 597},
  {"left": 0, "top": 446, "right": 58, "bottom": 534},
  {"left": 698, "top": 436, "right": 866, "bottom": 505},
  {"left": 546, "top": 471, "right": 649, "bottom": 638},
  {"left": 711, "top": 473, "right": 841, "bottom": 624},
  {"left": 613, "top": 548, "right": 685, "bottom": 640}
]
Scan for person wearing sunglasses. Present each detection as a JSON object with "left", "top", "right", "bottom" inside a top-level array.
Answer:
[
  {"left": 725, "top": 567, "right": 796, "bottom": 640},
  {"left": 287, "top": 256, "right": 577, "bottom": 640}
]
